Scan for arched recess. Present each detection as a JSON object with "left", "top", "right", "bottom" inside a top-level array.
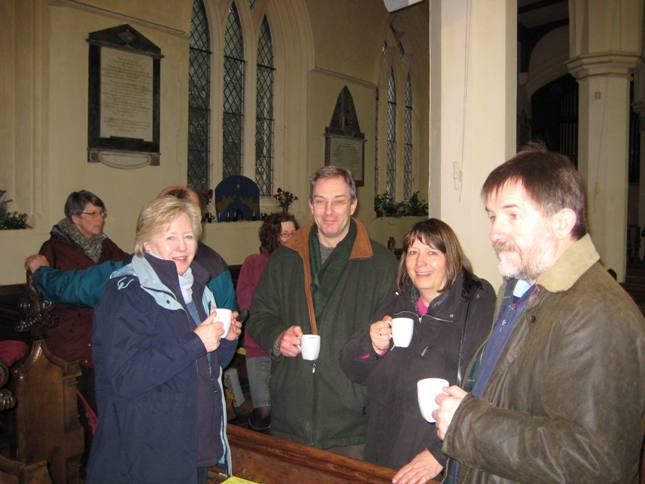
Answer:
[
  {"left": 531, "top": 74, "right": 578, "bottom": 164},
  {"left": 525, "top": 26, "right": 569, "bottom": 102},
  {"left": 196, "top": 0, "right": 313, "bottom": 204}
]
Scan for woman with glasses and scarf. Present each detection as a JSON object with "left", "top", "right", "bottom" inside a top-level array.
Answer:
[
  {"left": 38, "top": 190, "right": 128, "bottom": 471},
  {"left": 340, "top": 219, "right": 495, "bottom": 483}
]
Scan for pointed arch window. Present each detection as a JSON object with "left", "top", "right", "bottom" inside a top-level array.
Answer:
[
  {"left": 403, "top": 75, "right": 413, "bottom": 198},
  {"left": 188, "top": 0, "right": 211, "bottom": 193},
  {"left": 386, "top": 69, "right": 397, "bottom": 197},
  {"left": 255, "top": 17, "right": 274, "bottom": 196},
  {"left": 223, "top": 2, "right": 245, "bottom": 178}
]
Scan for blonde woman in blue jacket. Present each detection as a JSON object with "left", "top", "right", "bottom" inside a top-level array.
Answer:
[{"left": 87, "top": 197, "right": 241, "bottom": 484}]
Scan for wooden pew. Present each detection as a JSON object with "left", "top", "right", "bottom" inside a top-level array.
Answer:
[
  {"left": 213, "top": 424, "right": 439, "bottom": 484},
  {"left": 0, "top": 353, "right": 51, "bottom": 484},
  {"left": 0, "top": 455, "right": 51, "bottom": 484},
  {"left": 10, "top": 341, "right": 83, "bottom": 484}
]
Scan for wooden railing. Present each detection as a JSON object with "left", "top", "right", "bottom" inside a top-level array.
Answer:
[{"left": 210, "top": 424, "right": 440, "bottom": 484}]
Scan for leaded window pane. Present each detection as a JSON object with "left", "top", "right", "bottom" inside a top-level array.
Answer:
[
  {"left": 224, "top": 3, "right": 244, "bottom": 59},
  {"left": 386, "top": 70, "right": 396, "bottom": 198},
  {"left": 188, "top": 0, "right": 211, "bottom": 193},
  {"left": 255, "top": 17, "right": 274, "bottom": 195},
  {"left": 374, "top": 87, "right": 380, "bottom": 193},
  {"left": 223, "top": 2, "right": 245, "bottom": 178},
  {"left": 404, "top": 76, "right": 413, "bottom": 198}
]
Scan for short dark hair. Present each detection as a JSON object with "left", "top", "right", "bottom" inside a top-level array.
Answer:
[
  {"left": 260, "top": 213, "right": 299, "bottom": 254},
  {"left": 64, "top": 190, "right": 105, "bottom": 218},
  {"left": 481, "top": 145, "right": 588, "bottom": 240},
  {"left": 309, "top": 166, "right": 357, "bottom": 202},
  {"left": 397, "top": 218, "right": 467, "bottom": 294},
  {"left": 162, "top": 188, "right": 191, "bottom": 200}
]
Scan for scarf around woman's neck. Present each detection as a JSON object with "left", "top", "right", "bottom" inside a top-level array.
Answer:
[{"left": 57, "top": 217, "right": 105, "bottom": 263}]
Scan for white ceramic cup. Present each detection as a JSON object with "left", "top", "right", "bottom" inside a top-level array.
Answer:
[
  {"left": 301, "top": 334, "right": 321, "bottom": 361},
  {"left": 390, "top": 317, "right": 414, "bottom": 347},
  {"left": 417, "top": 377, "right": 449, "bottom": 423},
  {"left": 214, "top": 308, "right": 232, "bottom": 339}
]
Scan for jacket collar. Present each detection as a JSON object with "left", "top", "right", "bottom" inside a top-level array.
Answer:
[
  {"left": 283, "top": 217, "right": 374, "bottom": 260},
  {"left": 111, "top": 254, "right": 214, "bottom": 314},
  {"left": 281, "top": 217, "right": 374, "bottom": 335},
  {"left": 536, "top": 234, "right": 599, "bottom": 293}
]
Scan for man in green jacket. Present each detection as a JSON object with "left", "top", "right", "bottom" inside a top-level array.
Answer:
[
  {"left": 247, "top": 166, "right": 397, "bottom": 457},
  {"left": 433, "top": 146, "right": 645, "bottom": 483}
]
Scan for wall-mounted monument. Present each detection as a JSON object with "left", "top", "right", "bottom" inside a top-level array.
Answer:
[
  {"left": 324, "top": 86, "right": 366, "bottom": 186},
  {"left": 87, "top": 24, "right": 162, "bottom": 168}
]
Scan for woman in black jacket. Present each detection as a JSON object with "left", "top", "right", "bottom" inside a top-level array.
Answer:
[{"left": 340, "top": 219, "right": 496, "bottom": 483}]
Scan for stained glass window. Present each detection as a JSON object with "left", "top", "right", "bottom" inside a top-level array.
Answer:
[
  {"left": 223, "top": 2, "right": 245, "bottom": 179},
  {"left": 403, "top": 75, "right": 413, "bottom": 198},
  {"left": 255, "top": 17, "right": 274, "bottom": 196},
  {"left": 188, "top": 0, "right": 211, "bottom": 193},
  {"left": 386, "top": 69, "right": 397, "bottom": 198}
]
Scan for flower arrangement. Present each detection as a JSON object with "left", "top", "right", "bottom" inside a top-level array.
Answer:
[
  {"left": 374, "top": 191, "right": 428, "bottom": 218},
  {"left": 0, "top": 189, "right": 30, "bottom": 229},
  {"left": 273, "top": 188, "right": 298, "bottom": 214}
]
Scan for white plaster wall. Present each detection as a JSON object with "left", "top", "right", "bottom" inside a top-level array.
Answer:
[
  {"left": 0, "top": 0, "right": 429, "bottom": 285},
  {"left": 430, "top": 0, "right": 517, "bottom": 290}
]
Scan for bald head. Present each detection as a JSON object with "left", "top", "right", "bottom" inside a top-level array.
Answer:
[{"left": 157, "top": 185, "right": 200, "bottom": 209}]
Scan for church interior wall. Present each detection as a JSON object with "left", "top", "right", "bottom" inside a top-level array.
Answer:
[{"left": 0, "top": 0, "right": 430, "bottom": 285}]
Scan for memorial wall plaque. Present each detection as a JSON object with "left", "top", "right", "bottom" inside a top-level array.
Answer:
[
  {"left": 324, "top": 86, "right": 365, "bottom": 186},
  {"left": 87, "top": 25, "right": 162, "bottom": 167}
]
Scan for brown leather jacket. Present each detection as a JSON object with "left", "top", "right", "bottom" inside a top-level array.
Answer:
[{"left": 443, "top": 235, "right": 645, "bottom": 483}]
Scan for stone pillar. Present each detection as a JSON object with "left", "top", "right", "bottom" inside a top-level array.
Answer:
[
  {"left": 429, "top": 0, "right": 516, "bottom": 287},
  {"left": 567, "top": 0, "right": 643, "bottom": 281}
]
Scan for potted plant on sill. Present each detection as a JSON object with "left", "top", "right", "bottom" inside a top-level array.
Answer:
[
  {"left": 374, "top": 191, "right": 428, "bottom": 218},
  {"left": 273, "top": 188, "right": 298, "bottom": 215},
  {"left": 0, "top": 190, "right": 30, "bottom": 229}
]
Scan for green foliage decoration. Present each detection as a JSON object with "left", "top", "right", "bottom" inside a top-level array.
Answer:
[
  {"left": 0, "top": 190, "right": 30, "bottom": 229},
  {"left": 374, "top": 191, "right": 428, "bottom": 218}
]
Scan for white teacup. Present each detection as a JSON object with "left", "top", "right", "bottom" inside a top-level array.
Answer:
[
  {"left": 391, "top": 317, "right": 414, "bottom": 347},
  {"left": 214, "top": 308, "right": 232, "bottom": 339},
  {"left": 301, "top": 334, "right": 321, "bottom": 361},
  {"left": 417, "top": 377, "right": 449, "bottom": 423}
]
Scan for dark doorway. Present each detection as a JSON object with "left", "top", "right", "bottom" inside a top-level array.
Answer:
[{"left": 531, "top": 74, "right": 578, "bottom": 166}]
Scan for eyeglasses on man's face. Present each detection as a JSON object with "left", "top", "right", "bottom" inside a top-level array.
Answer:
[{"left": 310, "top": 197, "right": 351, "bottom": 210}]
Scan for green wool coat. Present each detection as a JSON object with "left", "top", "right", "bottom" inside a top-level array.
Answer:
[{"left": 247, "top": 219, "right": 397, "bottom": 449}]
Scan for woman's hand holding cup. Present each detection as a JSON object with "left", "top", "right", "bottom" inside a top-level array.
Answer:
[
  {"left": 194, "top": 310, "right": 225, "bottom": 352},
  {"left": 370, "top": 316, "right": 392, "bottom": 355},
  {"left": 225, "top": 310, "right": 243, "bottom": 341}
]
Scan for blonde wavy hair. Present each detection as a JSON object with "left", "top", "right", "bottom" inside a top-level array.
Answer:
[{"left": 134, "top": 197, "right": 202, "bottom": 256}]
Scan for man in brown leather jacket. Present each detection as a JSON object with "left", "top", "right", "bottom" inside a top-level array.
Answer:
[{"left": 434, "top": 146, "right": 645, "bottom": 483}]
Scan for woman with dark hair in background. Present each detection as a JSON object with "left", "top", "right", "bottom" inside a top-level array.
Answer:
[
  {"left": 38, "top": 189, "right": 128, "bottom": 471},
  {"left": 340, "top": 219, "right": 495, "bottom": 483},
  {"left": 237, "top": 212, "right": 298, "bottom": 431}
]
